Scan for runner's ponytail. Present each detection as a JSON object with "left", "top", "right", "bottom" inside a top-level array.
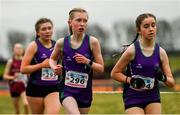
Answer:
[{"left": 121, "top": 33, "right": 139, "bottom": 54}]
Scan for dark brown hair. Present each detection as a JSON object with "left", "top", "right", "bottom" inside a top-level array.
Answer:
[
  {"left": 125, "top": 13, "right": 156, "bottom": 47},
  {"left": 35, "top": 18, "right": 53, "bottom": 38},
  {"left": 136, "top": 13, "right": 156, "bottom": 31}
]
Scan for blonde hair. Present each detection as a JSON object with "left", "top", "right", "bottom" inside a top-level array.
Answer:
[
  {"left": 68, "top": 8, "right": 88, "bottom": 35},
  {"left": 69, "top": 8, "right": 88, "bottom": 20}
]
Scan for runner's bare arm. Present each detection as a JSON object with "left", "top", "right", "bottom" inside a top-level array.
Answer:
[
  {"left": 49, "top": 38, "right": 64, "bottom": 69},
  {"left": 160, "top": 47, "right": 175, "bottom": 88},
  {"left": 111, "top": 44, "right": 135, "bottom": 84},
  {"left": 3, "top": 59, "right": 15, "bottom": 80},
  {"left": 20, "top": 41, "right": 41, "bottom": 74},
  {"left": 90, "top": 36, "right": 104, "bottom": 73}
]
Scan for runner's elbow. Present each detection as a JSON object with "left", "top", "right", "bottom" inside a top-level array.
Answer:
[
  {"left": 20, "top": 66, "right": 26, "bottom": 74},
  {"left": 110, "top": 71, "right": 115, "bottom": 79},
  {"left": 99, "top": 66, "right": 104, "bottom": 73},
  {"left": 168, "top": 81, "right": 175, "bottom": 88}
]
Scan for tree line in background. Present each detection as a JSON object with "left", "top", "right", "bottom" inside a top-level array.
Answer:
[{"left": 6, "top": 18, "right": 180, "bottom": 56}]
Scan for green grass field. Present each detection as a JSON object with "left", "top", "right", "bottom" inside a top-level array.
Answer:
[
  {"left": 0, "top": 54, "right": 179, "bottom": 114},
  {"left": 0, "top": 92, "right": 180, "bottom": 114}
]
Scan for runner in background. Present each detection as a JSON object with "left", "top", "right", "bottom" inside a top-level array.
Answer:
[
  {"left": 20, "top": 18, "right": 61, "bottom": 114},
  {"left": 3, "top": 43, "right": 29, "bottom": 114}
]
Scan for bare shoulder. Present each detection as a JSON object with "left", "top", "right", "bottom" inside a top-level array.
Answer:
[
  {"left": 90, "top": 36, "right": 99, "bottom": 43},
  {"left": 89, "top": 36, "right": 100, "bottom": 51},
  {"left": 7, "top": 58, "right": 13, "bottom": 65},
  {"left": 122, "top": 44, "right": 135, "bottom": 60},
  {"left": 25, "top": 41, "right": 37, "bottom": 53},
  {"left": 56, "top": 37, "right": 64, "bottom": 46},
  {"left": 159, "top": 47, "right": 168, "bottom": 61},
  {"left": 27, "top": 41, "right": 37, "bottom": 49},
  {"left": 160, "top": 47, "right": 167, "bottom": 55},
  {"left": 125, "top": 44, "right": 135, "bottom": 55}
]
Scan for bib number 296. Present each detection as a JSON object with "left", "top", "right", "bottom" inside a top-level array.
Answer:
[{"left": 65, "top": 71, "right": 88, "bottom": 88}]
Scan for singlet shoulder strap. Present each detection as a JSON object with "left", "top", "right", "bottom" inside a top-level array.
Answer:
[
  {"left": 51, "top": 40, "right": 56, "bottom": 46},
  {"left": 154, "top": 43, "right": 161, "bottom": 63},
  {"left": 134, "top": 40, "right": 140, "bottom": 50},
  {"left": 62, "top": 35, "right": 70, "bottom": 54},
  {"left": 85, "top": 34, "right": 91, "bottom": 51}
]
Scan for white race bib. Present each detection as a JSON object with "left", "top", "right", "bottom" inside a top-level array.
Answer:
[
  {"left": 65, "top": 71, "right": 89, "bottom": 88},
  {"left": 41, "top": 68, "right": 58, "bottom": 81},
  {"left": 130, "top": 75, "right": 155, "bottom": 91},
  {"left": 14, "top": 73, "right": 27, "bottom": 82}
]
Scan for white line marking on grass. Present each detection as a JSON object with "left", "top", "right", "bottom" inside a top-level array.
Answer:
[
  {"left": 160, "top": 92, "right": 180, "bottom": 94},
  {"left": 93, "top": 91, "right": 180, "bottom": 94},
  {"left": 93, "top": 91, "right": 122, "bottom": 93}
]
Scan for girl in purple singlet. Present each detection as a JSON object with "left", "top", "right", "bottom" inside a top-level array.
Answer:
[
  {"left": 20, "top": 18, "right": 61, "bottom": 114},
  {"left": 49, "top": 8, "right": 104, "bottom": 114},
  {"left": 111, "top": 13, "right": 175, "bottom": 114}
]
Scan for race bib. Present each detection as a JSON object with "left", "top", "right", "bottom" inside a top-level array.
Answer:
[
  {"left": 14, "top": 73, "right": 27, "bottom": 82},
  {"left": 65, "top": 71, "right": 89, "bottom": 88},
  {"left": 130, "top": 75, "right": 155, "bottom": 90},
  {"left": 41, "top": 68, "right": 58, "bottom": 81},
  {"left": 17, "top": 73, "right": 27, "bottom": 81}
]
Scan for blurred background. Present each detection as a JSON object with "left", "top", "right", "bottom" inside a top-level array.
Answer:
[{"left": 0, "top": 0, "right": 180, "bottom": 93}]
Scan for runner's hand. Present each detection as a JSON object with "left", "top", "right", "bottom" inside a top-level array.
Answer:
[
  {"left": 73, "top": 53, "right": 89, "bottom": 64},
  {"left": 53, "top": 65, "right": 63, "bottom": 75},
  {"left": 130, "top": 76, "right": 145, "bottom": 89},
  {"left": 41, "top": 59, "right": 50, "bottom": 68},
  {"left": 155, "top": 68, "right": 167, "bottom": 82}
]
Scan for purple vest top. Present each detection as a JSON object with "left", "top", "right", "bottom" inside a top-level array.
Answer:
[
  {"left": 63, "top": 34, "right": 93, "bottom": 73},
  {"left": 123, "top": 40, "right": 161, "bottom": 106},
  {"left": 62, "top": 34, "right": 93, "bottom": 103},
  {"left": 29, "top": 39, "right": 59, "bottom": 86}
]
